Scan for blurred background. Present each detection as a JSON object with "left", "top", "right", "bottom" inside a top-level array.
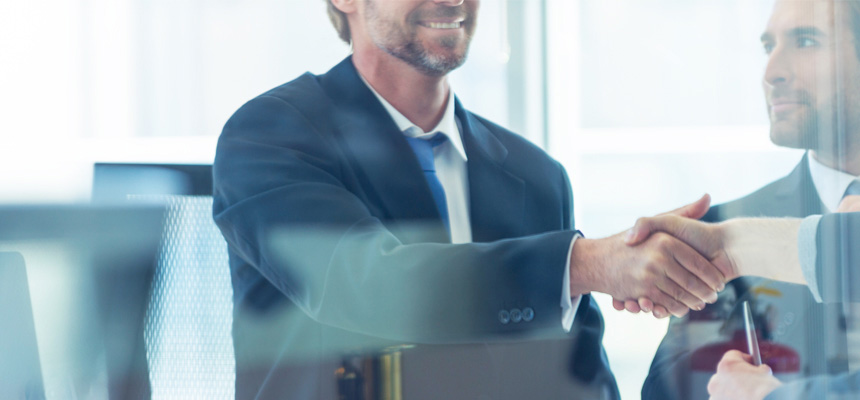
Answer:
[{"left": 1, "top": 0, "right": 801, "bottom": 398}]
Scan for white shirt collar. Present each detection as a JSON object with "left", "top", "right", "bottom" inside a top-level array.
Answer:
[
  {"left": 358, "top": 74, "right": 468, "bottom": 161},
  {"left": 808, "top": 152, "right": 860, "bottom": 212}
]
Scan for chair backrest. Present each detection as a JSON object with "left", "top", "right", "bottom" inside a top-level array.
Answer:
[{"left": 92, "top": 163, "right": 235, "bottom": 400}]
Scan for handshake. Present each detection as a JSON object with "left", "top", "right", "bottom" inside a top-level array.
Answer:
[{"left": 568, "top": 194, "right": 804, "bottom": 319}]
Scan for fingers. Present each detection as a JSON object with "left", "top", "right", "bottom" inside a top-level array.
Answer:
[
  {"left": 614, "top": 296, "right": 670, "bottom": 319},
  {"left": 624, "top": 299, "right": 641, "bottom": 313},
  {"left": 669, "top": 242, "right": 726, "bottom": 295},
  {"left": 646, "top": 234, "right": 721, "bottom": 309},
  {"left": 652, "top": 304, "right": 670, "bottom": 319},
  {"left": 653, "top": 278, "right": 699, "bottom": 316},
  {"left": 612, "top": 298, "right": 644, "bottom": 314},
  {"left": 718, "top": 350, "right": 754, "bottom": 371},
  {"left": 638, "top": 297, "right": 653, "bottom": 313}
]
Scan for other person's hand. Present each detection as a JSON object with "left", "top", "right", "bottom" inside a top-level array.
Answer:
[{"left": 707, "top": 350, "right": 782, "bottom": 400}]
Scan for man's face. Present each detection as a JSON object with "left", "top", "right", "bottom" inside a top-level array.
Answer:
[
  {"left": 761, "top": 0, "right": 860, "bottom": 152},
  {"left": 361, "top": 0, "right": 479, "bottom": 76}
]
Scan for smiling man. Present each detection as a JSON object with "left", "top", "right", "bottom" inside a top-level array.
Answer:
[
  {"left": 641, "top": 1, "right": 860, "bottom": 399},
  {"left": 212, "top": 0, "right": 732, "bottom": 398}
]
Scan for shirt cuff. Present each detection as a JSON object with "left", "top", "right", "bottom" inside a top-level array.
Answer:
[
  {"left": 561, "top": 233, "right": 582, "bottom": 332},
  {"left": 798, "top": 215, "right": 823, "bottom": 303}
]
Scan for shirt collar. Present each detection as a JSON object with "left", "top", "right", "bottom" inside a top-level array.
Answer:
[
  {"left": 358, "top": 74, "right": 468, "bottom": 161},
  {"left": 808, "top": 152, "right": 860, "bottom": 212}
]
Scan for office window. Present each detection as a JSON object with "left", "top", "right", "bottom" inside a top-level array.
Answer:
[{"left": 546, "top": 1, "right": 806, "bottom": 399}]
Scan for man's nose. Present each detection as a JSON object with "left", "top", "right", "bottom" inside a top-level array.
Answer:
[{"left": 763, "top": 46, "right": 793, "bottom": 88}]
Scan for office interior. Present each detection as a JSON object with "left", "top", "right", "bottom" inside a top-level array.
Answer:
[{"left": 3, "top": 0, "right": 843, "bottom": 399}]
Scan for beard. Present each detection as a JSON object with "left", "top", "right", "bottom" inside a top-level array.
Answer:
[
  {"left": 768, "top": 88, "right": 822, "bottom": 150},
  {"left": 365, "top": 0, "right": 473, "bottom": 76}
]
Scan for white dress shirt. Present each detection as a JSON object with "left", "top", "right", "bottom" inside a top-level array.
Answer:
[
  {"left": 808, "top": 153, "right": 860, "bottom": 213},
  {"left": 359, "top": 75, "right": 579, "bottom": 331}
]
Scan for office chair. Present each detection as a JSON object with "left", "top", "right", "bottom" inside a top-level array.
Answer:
[{"left": 92, "top": 163, "right": 235, "bottom": 399}]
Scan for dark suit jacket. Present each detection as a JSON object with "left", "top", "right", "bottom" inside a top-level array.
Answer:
[
  {"left": 642, "top": 153, "right": 849, "bottom": 400},
  {"left": 213, "top": 57, "right": 619, "bottom": 399}
]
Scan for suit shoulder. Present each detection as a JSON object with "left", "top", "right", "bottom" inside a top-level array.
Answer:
[
  {"left": 470, "top": 114, "right": 562, "bottom": 170},
  {"left": 259, "top": 72, "right": 325, "bottom": 105},
  {"left": 703, "top": 173, "right": 797, "bottom": 222},
  {"left": 223, "top": 72, "right": 332, "bottom": 136}
]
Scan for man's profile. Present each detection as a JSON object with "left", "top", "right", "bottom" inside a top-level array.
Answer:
[{"left": 639, "top": 1, "right": 860, "bottom": 399}]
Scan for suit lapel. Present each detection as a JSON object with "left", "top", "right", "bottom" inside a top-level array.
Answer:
[
  {"left": 319, "top": 57, "right": 448, "bottom": 243},
  {"left": 773, "top": 152, "right": 825, "bottom": 217},
  {"left": 456, "top": 101, "right": 526, "bottom": 243}
]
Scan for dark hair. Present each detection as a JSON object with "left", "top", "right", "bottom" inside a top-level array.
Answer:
[{"left": 326, "top": 0, "right": 351, "bottom": 44}]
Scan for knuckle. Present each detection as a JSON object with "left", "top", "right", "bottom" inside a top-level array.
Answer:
[
  {"left": 685, "top": 276, "right": 697, "bottom": 289},
  {"left": 654, "top": 232, "right": 673, "bottom": 246},
  {"left": 645, "top": 258, "right": 664, "bottom": 273},
  {"left": 707, "top": 376, "right": 719, "bottom": 394}
]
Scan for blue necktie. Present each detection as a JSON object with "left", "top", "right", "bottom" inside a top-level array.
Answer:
[
  {"left": 844, "top": 179, "right": 860, "bottom": 197},
  {"left": 405, "top": 133, "right": 450, "bottom": 232}
]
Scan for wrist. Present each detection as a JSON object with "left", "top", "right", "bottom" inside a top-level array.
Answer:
[
  {"left": 569, "top": 237, "right": 607, "bottom": 296},
  {"left": 715, "top": 220, "right": 743, "bottom": 280},
  {"left": 719, "top": 218, "right": 802, "bottom": 283}
]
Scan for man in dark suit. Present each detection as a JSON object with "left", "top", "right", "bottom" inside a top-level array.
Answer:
[
  {"left": 623, "top": 203, "right": 860, "bottom": 399},
  {"left": 634, "top": 0, "right": 860, "bottom": 398},
  {"left": 212, "top": 0, "right": 730, "bottom": 398}
]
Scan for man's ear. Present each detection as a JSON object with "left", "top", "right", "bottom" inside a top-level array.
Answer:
[{"left": 331, "top": 0, "right": 358, "bottom": 14}]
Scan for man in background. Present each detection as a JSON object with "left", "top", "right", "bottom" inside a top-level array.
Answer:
[{"left": 640, "top": 0, "right": 860, "bottom": 398}]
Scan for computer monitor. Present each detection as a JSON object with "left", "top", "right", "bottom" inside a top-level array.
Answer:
[{"left": 0, "top": 204, "right": 164, "bottom": 400}]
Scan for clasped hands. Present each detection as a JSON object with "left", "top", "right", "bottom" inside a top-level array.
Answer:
[{"left": 569, "top": 194, "right": 739, "bottom": 319}]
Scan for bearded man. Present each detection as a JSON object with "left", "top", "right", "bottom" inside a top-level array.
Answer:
[{"left": 212, "top": 0, "right": 730, "bottom": 398}]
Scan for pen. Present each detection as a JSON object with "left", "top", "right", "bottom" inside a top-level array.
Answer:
[{"left": 743, "top": 300, "right": 762, "bottom": 366}]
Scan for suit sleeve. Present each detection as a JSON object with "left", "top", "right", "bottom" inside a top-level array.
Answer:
[
  {"left": 212, "top": 95, "right": 576, "bottom": 344},
  {"left": 765, "top": 370, "right": 860, "bottom": 400},
  {"left": 641, "top": 312, "right": 712, "bottom": 400},
  {"left": 808, "top": 212, "right": 860, "bottom": 303}
]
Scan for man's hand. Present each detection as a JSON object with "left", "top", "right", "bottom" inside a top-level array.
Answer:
[
  {"left": 707, "top": 350, "right": 782, "bottom": 400},
  {"left": 570, "top": 195, "right": 729, "bottom": 318},
  {"left": 607, "top": 195, "right": 735, "bottom": 317}
]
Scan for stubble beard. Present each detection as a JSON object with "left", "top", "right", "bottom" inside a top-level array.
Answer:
[
  {"left": 365, "top": 0, "right": 472, "bottom": 77},
  {"left": 769, "top": 89, "right": 821, "bottom": 151}
]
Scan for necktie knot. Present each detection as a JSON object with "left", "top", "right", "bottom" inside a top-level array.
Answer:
[
  {"left": 837, "top": 179, "right": 860, "bottom": 213},
  {"left": 844, "top": 179, "right": 860, "bottom": 197},
  {"left": 406, "top": 133, "right": 447, "bottom": 172}
]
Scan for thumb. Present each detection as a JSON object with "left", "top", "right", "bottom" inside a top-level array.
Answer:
[
  {"left": 625, "top": 214, "right": 694, "bottom": 246},
  {"left": 625, "top": 194, "right": 710, "bottom": 246},
  {"left": 661, "top": 193, "right": 711, "bottom": 219}
]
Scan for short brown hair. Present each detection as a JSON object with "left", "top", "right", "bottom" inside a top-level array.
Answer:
[{"left": 326, "top": 0, "right": 351, "bottom": 44}]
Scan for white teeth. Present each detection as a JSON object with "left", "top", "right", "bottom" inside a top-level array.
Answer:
[{"left": 426, "top": 22, "right": 461, "bottom": 29}]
